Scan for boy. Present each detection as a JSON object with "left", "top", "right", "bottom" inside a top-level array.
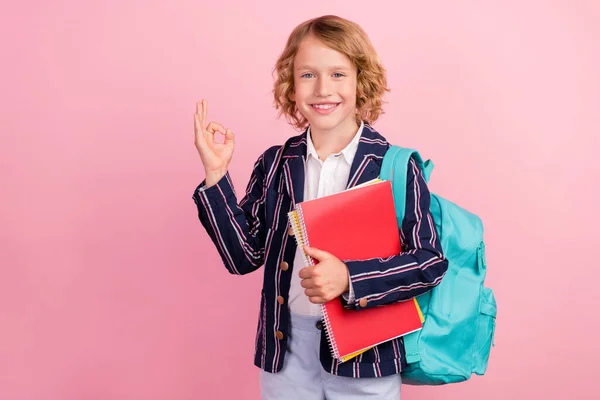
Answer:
[{"left": 192, "top": 15, "right": 447, "bottom": 399}]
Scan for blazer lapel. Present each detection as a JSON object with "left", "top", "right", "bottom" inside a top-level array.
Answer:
[
  {"left": 281, "top": 131, "right": 307, "bottom": 207},
  {"left": 346, "top": 123, "right": 390, "bottom": 189}
]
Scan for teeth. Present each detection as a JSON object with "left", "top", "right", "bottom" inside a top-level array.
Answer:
[{"left": 312, "top": 104, "right": 338, "bottom": 110}]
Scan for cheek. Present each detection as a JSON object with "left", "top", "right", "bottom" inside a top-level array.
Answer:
[
  {"left": 343, "top": 89, "right": 357, "bottom": 106},
  {"left": 293, "top": 81, "right": 310, "bottom": 103},
  {"left": 342, "top": 82, "right": 357, "bottom": 103}
]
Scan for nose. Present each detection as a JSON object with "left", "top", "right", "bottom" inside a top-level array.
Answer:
[{"left": 314, "top": 77, "right": 332, "bottom": 97}]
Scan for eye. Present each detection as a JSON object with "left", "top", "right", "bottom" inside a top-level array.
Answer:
[
  {"left": 301, "top": 73, "right": 314, "bottom": 79},
  {"left": 333, "top": 73, "right": 345, "bottom": 78}
]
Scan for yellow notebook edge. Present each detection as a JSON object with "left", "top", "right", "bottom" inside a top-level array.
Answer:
[
  {"left": 338, "top": 325, "right": 424, "bottom": 363},
  {"left": 342, "top": 177, "right": 384, "bottom": 192},
  {"left": 414, "top": 297, "right": 425, "bottom": 323}
]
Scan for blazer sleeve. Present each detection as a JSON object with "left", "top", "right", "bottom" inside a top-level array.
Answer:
[
  {"left": 192, "top": 147, "right": 277, "bottom": 275},
  {"left": 341, "top": 156, "right": 448, "bottom": 310}
]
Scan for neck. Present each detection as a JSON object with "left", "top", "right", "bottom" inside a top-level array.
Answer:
[{"left": 310, "top": 118, "right": 360, "bottom": 161}]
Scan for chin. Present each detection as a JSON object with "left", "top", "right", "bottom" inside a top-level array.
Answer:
[
  {"left": 306, "top": 118, "right": 340, "bottom": 131},
  {"left": 304, "top": 111, "right": 355, "bottom": 132}
]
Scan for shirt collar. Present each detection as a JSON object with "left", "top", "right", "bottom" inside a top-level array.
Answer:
[{"left": 306, "top": 120, "right": 364, "bottom": 165}]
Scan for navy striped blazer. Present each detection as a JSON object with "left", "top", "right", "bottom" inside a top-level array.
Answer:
[{"left": 192, "top": 123, "right": 448, "bottom": 378}]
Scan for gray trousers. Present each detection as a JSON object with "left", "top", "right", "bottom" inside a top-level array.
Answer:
[{"left": 260, "top": 312, "right": 402, "bottom": 399}]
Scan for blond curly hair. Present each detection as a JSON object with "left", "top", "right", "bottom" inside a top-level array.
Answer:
[{"left": 272, "top": 15, "right": 390, "bottom": 130}]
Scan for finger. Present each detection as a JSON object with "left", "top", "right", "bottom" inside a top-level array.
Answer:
[
  {"left": 202, "top": 99, "right": 208, "bottom": 127},
  {"left": 194, "top": 113, "right": 201, "bottom": 134},
  {"left": 194, "top": 114, "right": 206, "bottom": 144},
  {"left": 224, "top": 128, "right": 235, "bottom": 147},
  {"left": 206, "top": 121, "right": 227, "bottom": 135},
  {"left": 300, "top": 278, "right": 314, "bottom": 289},
  {"left": 304, "top": 288, "right": 322, "bottom": 297},
  {"left": 304, "top": 246, "right": 330, "bottom": 262},
  {"left": 196, "top": 101, "right": 206, "bottom": 130},
  {"left": 309, "top": 296, "right": 326, "bottom": 304},
  {"left": 298, "top": 266, "right": 313, "bottom": 280}
]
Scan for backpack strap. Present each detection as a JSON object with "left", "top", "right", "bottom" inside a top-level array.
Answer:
[
  {"left": 380, "top": 145, "right": 434, "bottom": 228},
  {"left": 403, "top": 334, "right": 421, "bottom": 364},
  {"left": 380, "top": 145, "right": 434, "bottom": 365}
]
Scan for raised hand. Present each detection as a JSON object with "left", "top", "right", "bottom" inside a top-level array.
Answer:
[{"left": 194, "top": 99, "right": 235, "bottom": 187}]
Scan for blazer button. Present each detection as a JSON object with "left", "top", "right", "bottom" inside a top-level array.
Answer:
[
  {"left": 280, "top": 261, "right": 289, "bottom": 271},
  {"left": 277, "top": 296, "right": 284, "bottom": 305},
  {"left": 275, "top": 330, "right": 284, "bottom": 340},
  {"left": 359, "top": 298, "right": 368, "bottom": 308},
  {"left": 315, "top": 320, "right": 323, "bottom": 330},
  {"left": 288, "top": 225, "right": 295, "bottom": 236}
]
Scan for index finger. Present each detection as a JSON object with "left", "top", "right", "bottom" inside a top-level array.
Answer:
[{"left": 298, "top": 266, "right": 312, "bottom": 279}]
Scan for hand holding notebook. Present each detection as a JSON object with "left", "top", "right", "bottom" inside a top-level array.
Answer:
[{"left": 298, "top": 245, "right": 352, "bottom": 304}]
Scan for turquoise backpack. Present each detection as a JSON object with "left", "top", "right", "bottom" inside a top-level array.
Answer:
[{"left": 380, "top": 146, "right": 497, "bottom": 385}]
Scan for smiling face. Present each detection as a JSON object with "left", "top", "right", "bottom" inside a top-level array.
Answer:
[{"left": 292, "top": 35, "right": 359, "bottom": 134}]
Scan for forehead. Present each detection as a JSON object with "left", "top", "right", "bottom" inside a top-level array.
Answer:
[{"left": 294, "top": 35, "right": 354, "bottom": 70}]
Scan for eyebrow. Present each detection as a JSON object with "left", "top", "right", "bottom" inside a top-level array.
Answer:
[{"left": 295, "top": 65, "right": 352, "bottom": 71}]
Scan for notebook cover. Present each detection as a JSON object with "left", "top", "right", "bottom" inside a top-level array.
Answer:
[{"left": 293, "top": 180, "right": 423, "bottom": 362}]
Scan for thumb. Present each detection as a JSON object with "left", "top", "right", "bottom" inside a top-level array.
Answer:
[
  {"left": 304, "top": 245, "right": 330, "bottom": 261},
  {"left": 224, "top": 128, "right": 235, "bottom": 147}
]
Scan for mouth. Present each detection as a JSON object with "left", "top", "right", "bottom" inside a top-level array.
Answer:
[
  {"left": 310, "top": 103, "right": 340, "bottom": 110},
  {"left": 309, "top": 103, "right": 341, "bottom": 116}
]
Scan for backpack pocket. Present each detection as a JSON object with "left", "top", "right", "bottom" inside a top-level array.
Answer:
[{"left": 472, "top": 286, "right": 496, "bottom": 375}]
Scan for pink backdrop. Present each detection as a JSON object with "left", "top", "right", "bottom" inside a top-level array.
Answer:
[{"left": 2, "top": 1, "right": 599, "bottom": 399}]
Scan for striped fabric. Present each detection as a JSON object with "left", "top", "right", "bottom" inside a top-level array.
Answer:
[{"left": 192, "top": 124, "right": 448, "bottom": 378}]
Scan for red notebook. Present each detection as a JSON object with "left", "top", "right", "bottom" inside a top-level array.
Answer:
[{"left": 288, "top": 179, "right": 424, "bottom": 363}]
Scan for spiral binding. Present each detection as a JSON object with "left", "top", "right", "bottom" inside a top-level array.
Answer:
[
  {"left": 288, "top": 204, "right": 343, "bottom": 363},
  {"left": 288, "top": 207, "right": 312, "bottom": 268}
]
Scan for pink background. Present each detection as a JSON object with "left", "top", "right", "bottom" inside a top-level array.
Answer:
[{"left": 2, "top": 1, "right": 599, "bottom": 399}]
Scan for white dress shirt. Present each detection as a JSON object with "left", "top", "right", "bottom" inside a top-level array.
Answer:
[{"left": 288, "top": 121, "right": 364, "bottom": 317}]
